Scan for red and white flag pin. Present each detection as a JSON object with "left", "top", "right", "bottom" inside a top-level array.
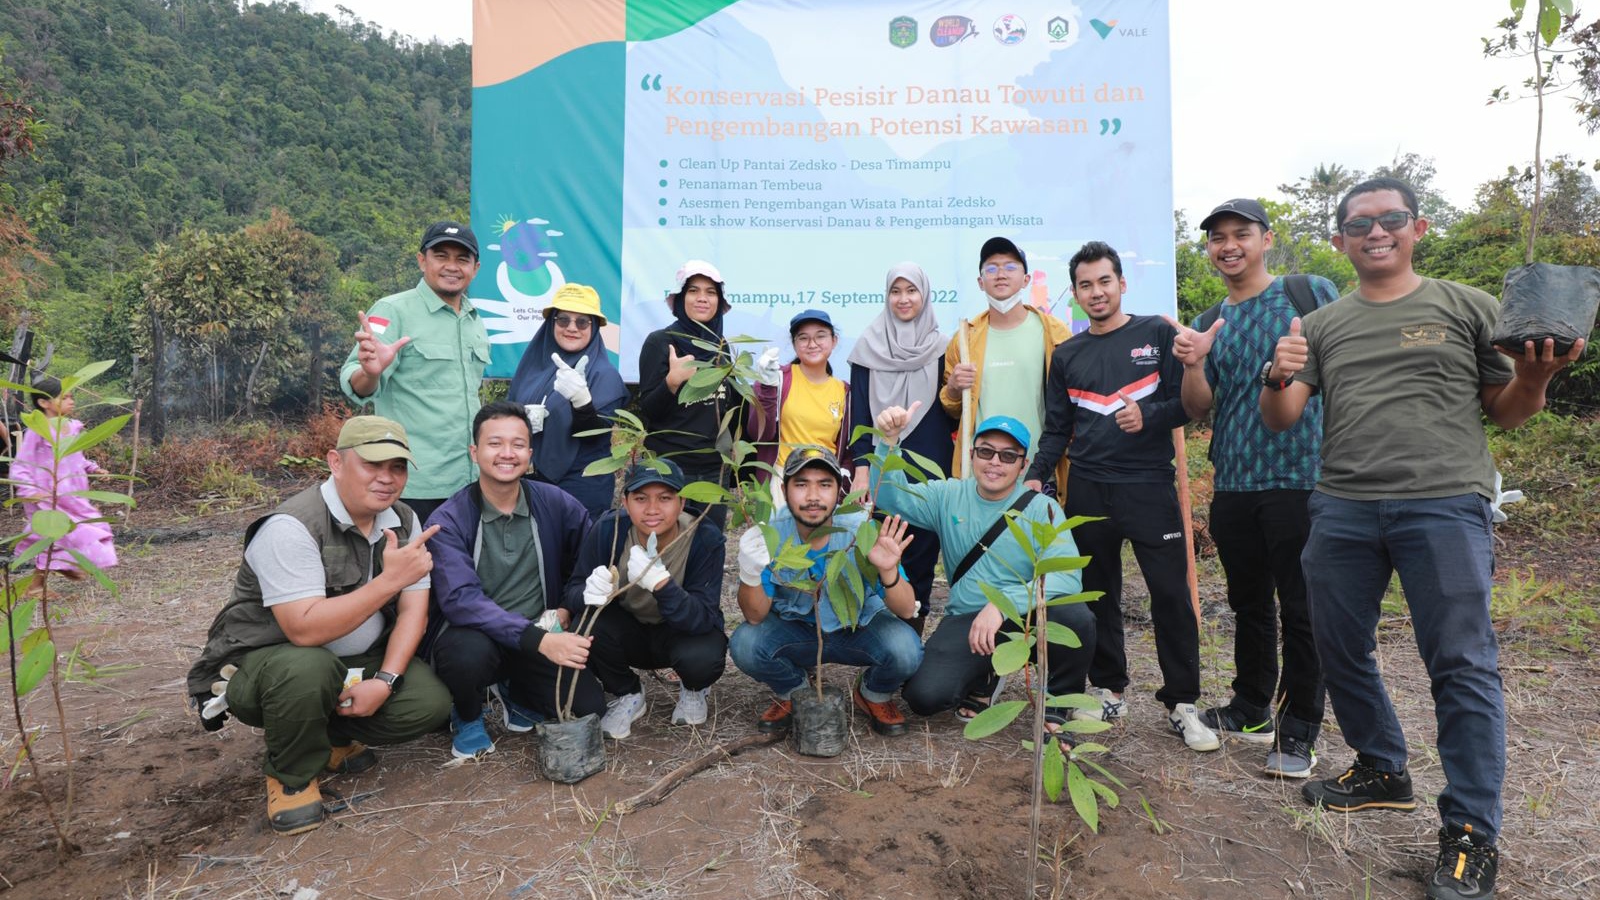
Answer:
[{"left": 366, "top": 315, "right": 391, "bottom": 336}]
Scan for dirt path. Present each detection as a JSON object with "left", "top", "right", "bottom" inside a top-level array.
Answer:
[{"left": 2, "top": 503, "right": 1595, "bottom": 899}]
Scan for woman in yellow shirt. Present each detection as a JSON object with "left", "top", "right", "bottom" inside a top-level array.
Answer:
[{"left": 749, "top": 309, "right": 853, "bottom": 484}]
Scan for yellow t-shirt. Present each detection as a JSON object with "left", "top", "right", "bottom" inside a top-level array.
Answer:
[{"left": 777, "top": 372, "right": 847, "bottom": 468}]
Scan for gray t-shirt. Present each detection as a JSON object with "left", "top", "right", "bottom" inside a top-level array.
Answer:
[
  {"left": 1298, "top": 278, "right": 1513, "bottom": 500},
  {"left": 245, "top": 479, "right": 429, "bottom": 657}
]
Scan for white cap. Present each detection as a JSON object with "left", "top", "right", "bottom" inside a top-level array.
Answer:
[{"left": 675, "top": 259, "right": 724, "bottom": 292}]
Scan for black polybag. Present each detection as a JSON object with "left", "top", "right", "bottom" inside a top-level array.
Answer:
[{"left": 1493, "top": 263, "right": 1600, "bottom": 357}]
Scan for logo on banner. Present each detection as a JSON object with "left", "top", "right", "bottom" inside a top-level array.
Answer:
[
  {"left": 478, "top": 215, "right": 568, "bottom": 346},
  {"left": 1089, "top": 18, "right": 1116, "bottom": 39},
  {"left": 993, "top": 14, "right": 1027, "bottom": 45},
  {"left": 930, "top": 15, "right": 978, "bottom": 47},
  {"left": 888, "top": 16, "right": 917, "bottom": 48},
  {"left": 1047, "top": 16, "right": 1070, "bottom": 41}
]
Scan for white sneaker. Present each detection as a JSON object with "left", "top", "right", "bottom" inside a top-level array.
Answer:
[
  {"left": 671, "top": 685, "right": 708, "bottom": 726},
  {"left": 1071, "top": 687, "right": 1126, "bottom": 723},
  {"left": 1168, "top": 703, "right": 1221, "bottom": 752},
  {"left": 601, "top": 692, "right": 647, "bottom": 739}
]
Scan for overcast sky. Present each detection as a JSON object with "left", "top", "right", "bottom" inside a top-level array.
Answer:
[{"left": 304, "top": 0, "right": 1594, "bottom": 224}]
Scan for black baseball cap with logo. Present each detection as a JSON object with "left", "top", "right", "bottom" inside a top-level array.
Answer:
[
  {"left": 979, "top": 236, "right": 1028, "bottom": 272},
  {"left": 419, "top": 220, "right": 479, "bottom": 259},
  {"left": 782, "top": 446, "right": 846, "bottom": 483},
  {"left": 1199, "top": 199, "right": 1271, "bottom": 234}
]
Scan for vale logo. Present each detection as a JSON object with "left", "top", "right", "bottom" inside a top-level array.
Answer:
[{"left": 1089, "top": 18, "right": 1115, "bottom": 39}]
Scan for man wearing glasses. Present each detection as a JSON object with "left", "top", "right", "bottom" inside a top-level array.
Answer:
[
  {"left": 873, "top": 407, "right": 1095, "bottom": 732},
  {"left": 1024, "top": 241, "right": 1218, "bottom": 753},
  {"left": 1262, "top": 177, "right": 1586, "bottom": 900},
  {"left": 940, "top": 236, "right": 1072, "bottom": 490}
]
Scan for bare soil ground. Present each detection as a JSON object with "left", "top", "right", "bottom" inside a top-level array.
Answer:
[{"left": 2, "top": 494, "right": 1596, "bottom": 900}]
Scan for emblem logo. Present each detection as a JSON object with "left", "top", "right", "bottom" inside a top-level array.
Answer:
[
  {"left": 1089, "top": 18, "right": 1116, "bottom": 39},
  {"left": 930, "top": 15, "right": 978, "bottom": 47},
  {"left": 993, "top": 14, "right": 1027, "bottom": 45},
  {"left": 889, "top": 15, "right": 918, "bottom": 48}
]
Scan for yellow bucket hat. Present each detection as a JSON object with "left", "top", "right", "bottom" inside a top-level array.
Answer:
[{"left": 543, "top": 283, "right": 606, "bottom": 327}]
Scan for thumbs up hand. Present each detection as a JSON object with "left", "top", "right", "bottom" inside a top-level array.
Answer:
[
  {"left": 1271, "top": 317, "right": 1308, "bottom": 382},
  {"left": 1165, "top": 314, "right": 1224, "bottom": 366},
  {"left": 552, "top": 354, "right": 592, "bottom": 406},
  {"left": 1114, "top": 390, "right": 1144, "bottom": 434}
]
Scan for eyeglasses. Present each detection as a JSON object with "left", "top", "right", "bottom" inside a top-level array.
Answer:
[
  {"left": 793, "top": 332, "right": 833, "bottom": 347},
  {"left": 1339, "top": 211, "right": 1415, "bottom": 238},
  {"left": 982, "top": 263, "right": 1022, "bottom": 275},
  {"left": 554, "top": 314, "right": 593, "bottom": 330},
  {"left": 972, "top": 445, "right": 1025, "bottom": 464}
]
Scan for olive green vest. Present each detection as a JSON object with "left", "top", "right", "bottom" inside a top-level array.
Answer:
[{"left": 184, "top": 484, "right": 414, "bottom": 698}]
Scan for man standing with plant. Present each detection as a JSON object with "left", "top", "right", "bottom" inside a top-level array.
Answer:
[
  {"left": 564, "top": 460, "right": 729, "bottom": 739},
  {"left": 423, "top": 401, "right": 600, "bottom": 759},
  {"left": 186, "top": 416, "right": 452, "bottom": 836},
  {"left": 1262, "top": 177, "right": 1586, "bottom": 900},
  {"left": 873, "top": 407, "right": 1095, "bottom": 730},
  {"left": 1024, "top": 241, "right": 1216, "bottom": 754},
  {"left": 341, "top": 221, "right": 490, "bottom": 524},
  {"left": 1168, "top": 199, "right": 1340, "bottom": 778},
  {"left": 731, "top": 446, "right": 922, "bottom": 736}
]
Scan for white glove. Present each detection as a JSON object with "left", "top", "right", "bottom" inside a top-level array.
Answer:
[
  {"left": 583, "top": 565, "right": 614, "bottom": 607},
  {"left": 738, "top": 527, "right": 771, "bottom": 587},
  {"left": 551, "top": 354, "right": 592, "bottom": 407},
  {"left": 1490, "top": 470, "right": 1523, "bottom": 525},
  {"left": 754, "top": 346, "right": 782, "bottom": 387},
  {"left": 627, "top": 544, "right": 671, "bottom": 592},
  {"left": 524, "top": 402, "right": 549, "bottom": 434}
]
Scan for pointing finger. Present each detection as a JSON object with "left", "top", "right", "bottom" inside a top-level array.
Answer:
[
  {"left": 551, "top": 353, "right": 571, "bottom": 371},
  {"left": 574, "top": 357, "right": 589, "bottom": 375},
  {"left": 906, "top": 399, "right": 923, "bottom": 419},
  {"left": 1161, "top": 314, "right": 1182, "bottom": 331},
  {"left": 411, "top": 523, "right": 441, "bottom": 545}
]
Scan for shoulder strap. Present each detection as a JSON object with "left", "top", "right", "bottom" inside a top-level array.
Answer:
[
  {"left": 1193, "top": 301, "right": 1224, "bottom": 333},
  {"left": 948, "top": 489, "right": 1039, "bottom": 587},
  {"left": 1282, "top": 274, "right": 1318, "bottom": 318}
]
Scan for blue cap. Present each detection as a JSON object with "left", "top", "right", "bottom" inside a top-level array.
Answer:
[
  {"left": 974, "top": 415, "right": 1031, "bottom": 452},
  {"left": 789, "top": 308, "right": 834, "bottom": 335},
  {"left": 623, "top": 458, "right": 686, "bottom": 493}
]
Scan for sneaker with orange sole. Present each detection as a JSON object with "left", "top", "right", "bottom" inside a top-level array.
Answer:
[
  {"left": 758, "top": 698, "right": 793, "bottom": 733},
  {"left": 853, "top": 681, "right": 908, "bottom": 736}
]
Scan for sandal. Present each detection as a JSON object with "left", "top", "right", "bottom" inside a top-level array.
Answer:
[{"left": 954, "top": 674, "right": 1007, "bottom": 721}]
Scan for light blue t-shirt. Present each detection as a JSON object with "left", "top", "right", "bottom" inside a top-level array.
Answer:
[
  {"left": 760, "top": 509, "right": 897, "bottom": 632},
  {"left": 875, "top": 464, "right": 1081, "bottom": 617}
]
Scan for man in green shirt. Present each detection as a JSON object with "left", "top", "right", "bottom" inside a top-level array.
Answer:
[
  {"left": 342, "top": 221, "right": 491, "bottom": 523},
  {"left": 424, "top": 401, "right": 600, "bottom": 759}
]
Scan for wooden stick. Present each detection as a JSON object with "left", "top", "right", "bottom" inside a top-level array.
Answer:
[
  {"left": 124, "top": 399, "right": 142, "bottom": 524},
  {"left": 613, "top": 732, "right": 782, "bottom": 815},
  {"left": 957, "top": 318, "right": 973, "bottom": 474},
  {"left": 1173, "top": 426, "right": 1200, "bottom": 624}
]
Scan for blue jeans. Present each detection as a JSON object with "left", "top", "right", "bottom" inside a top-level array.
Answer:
[
  {"left": 1304, "top": 491, "right": 1503, "bottom": 839},
  {"left": 730, "top": 611, "right": 924, "bottom": 702}
]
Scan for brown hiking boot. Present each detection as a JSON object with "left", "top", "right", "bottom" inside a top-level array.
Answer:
[
  {"left": 326, "top": 742, "right": 377, "bottom": 775},
  {"left": 758, "top": 698, "right": 793, "bottom": 733},
  {"left": 853, "top": 684, "right": 909, "bottom": 736},
  {"left": 265, "top": 776, "right": 324, "bottom": 835}
]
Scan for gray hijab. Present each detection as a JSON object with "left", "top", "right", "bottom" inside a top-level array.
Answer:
[{"left": 846, "top": 262, "right": 945, "bottom": 437}]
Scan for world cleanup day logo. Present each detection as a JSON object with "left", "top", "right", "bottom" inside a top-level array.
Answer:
[{"left": 930, "top": 15, "right": 978, "bottom": 47}]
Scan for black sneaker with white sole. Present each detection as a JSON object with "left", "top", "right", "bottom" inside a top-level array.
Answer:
[
  {"left": 1199, "top": 704, "right": 1275, "bottom": 745},
  {"left": 1263, "top": 734, "right": 1317, "bottom": 778}
]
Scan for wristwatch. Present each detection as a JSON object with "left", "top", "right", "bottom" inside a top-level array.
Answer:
[
  {"left": 372, "top": 670, "right": 403, "bottom": 692},
  {"left": 1259, "top": 359, "right": 1294, "bottom": 391}
]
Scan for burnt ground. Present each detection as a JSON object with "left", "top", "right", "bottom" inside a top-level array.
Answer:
[{"left": 1, "top": 493, "right": 1596, "bottom": 900}]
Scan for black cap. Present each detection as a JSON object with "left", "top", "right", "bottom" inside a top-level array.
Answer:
[
  {"left": 623, "top": 458, "right": 687, "bottom": 493},
  {"left": 782, "top": 446, "right": 845, "bottom": 483},
  {"left": 979, "top": 236, "right": 1028, "bottom": 272},
  {"left": 420, "top": 220, "right": 479, "bottom": 259},
  {"left": 1199, "top": 199, "right": 1270, "bottom": 234}
]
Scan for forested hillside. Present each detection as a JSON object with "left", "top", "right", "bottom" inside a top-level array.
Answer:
[{"left": 1, "top": 0, "right": 470, "bottom": 409}]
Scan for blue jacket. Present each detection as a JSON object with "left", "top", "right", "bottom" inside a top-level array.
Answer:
[{"left": 422, "top": 479, "right": 592, "bottom": 656}]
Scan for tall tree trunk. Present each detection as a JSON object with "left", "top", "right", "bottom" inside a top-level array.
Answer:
[
  {"left": 307, "top": 321, "right": 324, "bottom": 407},
  {"left": 1527, "top": 37, "right": 1545, "bottom": 264},
  {"left": 149, "top": 310, "right": 166, "bottom": 445},
  {"left": 243, "top": 340, "right": 269, "bottom": 418}
]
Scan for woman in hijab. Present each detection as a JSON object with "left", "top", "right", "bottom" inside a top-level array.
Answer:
[
  {"left": 636, "top": 260, "right": 739, "bottom": 529},
  {"left": 508, "top": 283, "right": 629, "bottom": 517},
  {"left": 846, "top": 262, "right": 956, "bottom": 634}
]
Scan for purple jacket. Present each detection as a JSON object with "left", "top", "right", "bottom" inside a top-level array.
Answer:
[{"left": 422, "top": 479, "right": 592, "bottom": 656}]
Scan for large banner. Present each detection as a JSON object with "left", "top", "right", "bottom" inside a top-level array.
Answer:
[{"left": 471, "top": 0, "right": 1172, "bottom": 380}]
